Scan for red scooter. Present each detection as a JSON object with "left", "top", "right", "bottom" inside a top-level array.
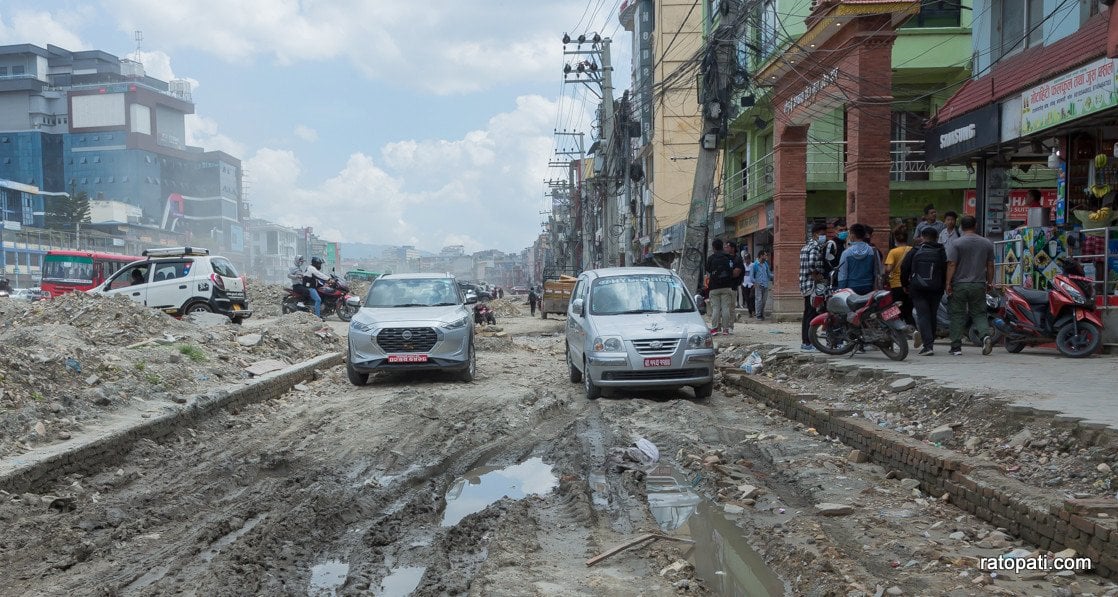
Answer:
[
  {"left": 808, "top": 287, "right": 909, "bottom": 361},
  {"left": 993, "top": 257, "right": 1103, "bottom": 358}
]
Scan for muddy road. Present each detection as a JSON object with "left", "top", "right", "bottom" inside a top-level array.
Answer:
[{"left": 1, "top": 314, "right": 1110, "bottom": 596}]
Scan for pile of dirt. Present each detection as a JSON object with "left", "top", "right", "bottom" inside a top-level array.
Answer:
[
  {"left": 717, "top": 343, "right": 1118, "bottom": 500},
  {"left": 246, "top": 279, "right": 286, "bottom": 318},
  {"left": 486, "top": 299, "right": 523, "bottom": 318},
  {"left": 0, "top": 292, "right": 343, "bottom": 458}
]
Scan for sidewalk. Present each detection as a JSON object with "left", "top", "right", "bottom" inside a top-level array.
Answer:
[{"left": 717, "top": 313, "right": 1118, "bottom": 432}]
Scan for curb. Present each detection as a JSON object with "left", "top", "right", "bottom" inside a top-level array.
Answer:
[
  {"left": 723, "top": 372, "right": 1118, "bottom": 580},
  {"left": 0, "top": 352, "right": 344, "bottom": 495}
]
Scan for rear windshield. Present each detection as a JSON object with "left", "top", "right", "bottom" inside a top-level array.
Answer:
[
  {"left": 210, "top": 257, "right": 239, "bottom": 278},
  {"left": 366, "top": 278, "right": 461, "bottom": 308},
  {"left": 589, "top": 274, "right": 695, "bottom": 315}
]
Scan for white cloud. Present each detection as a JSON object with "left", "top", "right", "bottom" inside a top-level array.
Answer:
[
  {"left": 0, "top": 9, "right": 88, "bottom": 50},
  {"left": 103, "top": 0, "right": 593, "bottom": 94},
  {"left": 247, "top": 95, "right": 563, "bottom": 252},
  {"left": 293, "top": 125, "right": 318, "bottom": 143},
  {"left": 127, "top": 50, "right": 200, "bottom": 90},
  {"left": 185, "top": 114, "right": 246, "bottom": 157}
]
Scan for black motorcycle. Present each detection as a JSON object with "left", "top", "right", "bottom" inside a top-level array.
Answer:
[
  {"left": 931, "top": 292, "right": 1002, "bottom": 346},
  {"left": 281, "top": 274, "right": 357, "bottom": 321}
]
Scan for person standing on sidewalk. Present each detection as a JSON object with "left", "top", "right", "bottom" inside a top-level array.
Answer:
[
  {"left": 705, "top": 239, "right": 740, "bottom": 335},
  {"left": 837, "top": 223, "right": 882, "bottom": 295},
  {"left": 901, "top": 226, "right": 947, "bottom": 356},
  {"left": 751, "top": 251, "right": 772, "bottom": 320},
  {"left": 727, "top": 241, "right": 745, "bottom": 310},
  {"left": 914, "top": 204, "right": 945, "bottom": 239},
  {"left": 883, "top": 225, "right": 914, "bottom": 327},
  {"left": 799, "top": 223, "right": 828, "bottom": 350},
  {"left": 945, "top": 215, "right": 996, "bottom": 356},
  {"left": 938, "top": 211, "right": 960, "bottom": 245}
]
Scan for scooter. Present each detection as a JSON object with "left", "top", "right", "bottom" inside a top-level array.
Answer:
[
  {"left": 993, "top": 257, "right": 1103, "bottom": 358},
  {"left": 932, "top": 292, "right": 1003, "bottom": 347},
  {"left": 808, "top": 286, "right": 909, "bottom": 361}
]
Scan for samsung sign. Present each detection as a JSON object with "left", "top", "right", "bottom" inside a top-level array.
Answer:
[{"left": 924, "top": 104, "right": 1000, "bottom": 165}]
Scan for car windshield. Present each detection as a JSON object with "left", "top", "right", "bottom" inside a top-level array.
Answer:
[
  {"left": 589, "top": 274, "right": 695, "bottom": 315},
  {"left": 42, "top": 255, "right": 94, "bottom": 283},
  {"left": 366, "top": 278, "right": 460, "bottom": 308}
]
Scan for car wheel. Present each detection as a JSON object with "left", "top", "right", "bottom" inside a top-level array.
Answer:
[
  {"left": 346, "top": 358, "right": 369, "bottom": 386},
  {"left": 186, "top": 302, "right": 212, "bottom": 314},
  {"left": 231, "top": 317, "right": 245, "bottom": 325},
  {"left": 693, "top": 382, "right": 713, "bottom": 400},
  {"left": 458, "top": 343, "right": 476, "bottom": 382},
  {"left": 583, "top": 358, "right": 601, "bottom": 400},
  {"left": 567, "top": 344, "right": 582, "bottom": 383}
]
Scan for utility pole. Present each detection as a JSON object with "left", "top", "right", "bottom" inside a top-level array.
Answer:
[{"left": 678, "top": 8, "right": 739, "bottom": 293}]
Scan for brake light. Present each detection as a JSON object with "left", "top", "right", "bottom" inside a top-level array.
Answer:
[
  {"left": 210, "top": 273, "right": 225, "bottom": 291},
  {"left": 240, "top": 275, "right": 247, "bottom": 291}
]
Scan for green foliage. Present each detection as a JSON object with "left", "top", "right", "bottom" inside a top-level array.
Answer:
[
  {"left": 43, "top": 190, "right": 92, "bottom": 232},
  {"left": 177, "top": 344, "right": 207, "bottom": 362}
]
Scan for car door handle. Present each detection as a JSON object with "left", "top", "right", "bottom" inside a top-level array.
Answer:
[
  {"left": 179, "top": 285, "right": 187, "bottom": 289},
  {"left": 132, "top": 292, "right": 141, "bottom": 296}
]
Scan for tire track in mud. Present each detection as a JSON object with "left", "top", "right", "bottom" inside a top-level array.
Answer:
[{"left": 0, "top": 328, "right": 587, "bottom": 597}]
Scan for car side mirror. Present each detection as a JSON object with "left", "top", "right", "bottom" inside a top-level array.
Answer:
[
  {"left": 465, "top": 295, "right": 478, "bottom": 304},
  {"left": 572, "top": 298, "right": 584, "bottom": 316}
]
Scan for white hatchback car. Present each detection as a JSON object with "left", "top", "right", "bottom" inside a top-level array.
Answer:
[
  {"left": 88, "top": 247, "right": 252, "bottom": 323},
  {"left": 565, "top": 267, "right": 715, "bottom": 400}
]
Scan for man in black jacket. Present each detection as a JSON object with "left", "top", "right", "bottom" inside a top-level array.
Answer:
[{"left": 901, "top": 226, "right": 947, "bottom": 356}]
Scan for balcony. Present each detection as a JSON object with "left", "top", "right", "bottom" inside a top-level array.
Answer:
[{"left": 723, "top": 140, "right": 971, "bottom": 215}]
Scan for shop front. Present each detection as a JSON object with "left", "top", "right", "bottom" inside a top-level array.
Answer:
[{"left": 731, "top": 202, "right": 772, "bottom": 258}]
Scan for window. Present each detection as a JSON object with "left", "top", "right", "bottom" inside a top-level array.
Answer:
[
  {"left": 0, "top": 67, "right": 7, "bottom": 76},
  {"left": 759, "top": 0, "right": 778, "bottom": 56},
  {"left": 108, "top": 263, "right": 150, "bottom": 290},
  {"left": 107, "top": 176, "right": 114, "bottom": 183},
  {"left": 152, "top": 261, "right": 189, "bottom": 282},
  {"left": 94, "top": 177, "right": 101, "bottom": 184},
  {"left": 93, "top": 156, "right": 101, "bottom": 163},
  {"left": 11, "top": 65, "right": 24, "bottom": 75},
  {"left": 994, "top": 0, "right": 1046, "bottom": 60},
  {"left": 902, "top": 0, "right": 961, "bottom": 28},
  {"left": 80, "top": 157, "right": 88, "bottom": 164}
]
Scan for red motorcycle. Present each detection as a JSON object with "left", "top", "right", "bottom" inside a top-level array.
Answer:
[
  {"left": 808, "top": 287, "right": 909, "bottom": 361},
  {"left": 993, "top": 257, "right": 1103, "bottom": 358},
  {"left": 473, "top": 303, "right": 497, "bottom": 325},
  {"left": 281, "top": 274, "right": 357, "bottom": 321}
]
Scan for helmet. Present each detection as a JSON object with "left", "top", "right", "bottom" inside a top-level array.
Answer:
[
  {"left": 294, "top": 255, "right": 305, "bottom": 267},
  {"left": 311, "top": 256, "right": 324, "bottom": 269}
]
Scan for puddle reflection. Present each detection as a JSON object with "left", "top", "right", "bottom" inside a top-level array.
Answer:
[
  {"left": 308, "top": 559, "right": 348, "bottom": 596},
  {"left": 442, "top": 457, "right": 557, "bottom": 526},
  {"left": 377, "top": 566, "right": 425, "bottom": 596}
]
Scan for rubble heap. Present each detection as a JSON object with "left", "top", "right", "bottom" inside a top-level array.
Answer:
[
  {"left": 487, "top": 298, "right": 523, "bottom": 317},
  {"left": 0, "top": 292, "right": 342, "bottom": 458},
  {"left": 246, "top": 279, "right": 286, "bottom": 318}
]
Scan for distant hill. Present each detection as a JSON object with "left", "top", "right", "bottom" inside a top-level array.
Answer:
[{"left": 339, "top": 243, "right": 436, "bottom": 259}]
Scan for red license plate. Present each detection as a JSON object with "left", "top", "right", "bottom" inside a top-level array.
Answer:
[
  {"left": 644, "top": 357, "right": 672, "bottom": 367},
  {"left": 881, "top": 305, "right": 901, "bottom": 320},
  {"left": 388, "top": 354, "right": 428, "bottom": 363}
]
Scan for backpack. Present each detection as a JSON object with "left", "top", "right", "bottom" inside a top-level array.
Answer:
[
  {"left": 909, "top": 244, "right": 945, "bottom": 292},
  {"left": 710, "top": 254, "right": 734, "bottom": 281}
]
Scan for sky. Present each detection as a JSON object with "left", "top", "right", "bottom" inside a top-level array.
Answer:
[{"left": 1, "top": 1, "right": 633, "bottom": 254}]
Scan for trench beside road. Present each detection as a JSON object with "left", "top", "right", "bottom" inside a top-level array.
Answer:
[{"left": 1, "top": 313, "right": 1115, "bottom": 596}]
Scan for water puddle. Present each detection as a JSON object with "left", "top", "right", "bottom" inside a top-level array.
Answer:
[
  {"left": 441, "top": 457, "right": 557, "bottom": 526},
  {"left": 200, "top": 514, "right": 266, "bottom": 563},
  {"left": 644, "top": 465, "right": 786, "bottom": 596},
  {"left": 377, "top": 566, "right": 426, "bottom": 596},
  {"left": 308, "top": 559, "right": 349, "bottom": 596}
]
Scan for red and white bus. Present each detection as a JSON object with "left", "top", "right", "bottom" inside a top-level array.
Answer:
[{"left": 40, "top": 250, "right": 142, "bottom": 298}]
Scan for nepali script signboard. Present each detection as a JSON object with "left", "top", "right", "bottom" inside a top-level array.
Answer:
[{"left": 1020, "top": 58, "right": 1118, "bottom": 135}]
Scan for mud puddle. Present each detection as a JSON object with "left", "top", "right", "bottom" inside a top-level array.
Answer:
[
  {"left": 377, "top": 565, "right": 426, "bottom": 595},
  {"left": 441, "top": 457, "right": 557, "bottom": 526},
  {"left": 308, "top": 559, "right": 349, "bottom": 596},
  {"left": 645, "top": 464, "right": 786, "bottom": 596}
]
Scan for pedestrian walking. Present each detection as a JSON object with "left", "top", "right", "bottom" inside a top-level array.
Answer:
[
  {"left": 527, "top": 287, "right": 538, "bottom": 316},
  {"left": 837, "top": 223, "right": 882, "bottom": 295},
  {"left": 799, "top": 223, "right": 828, "bottom": 351},
  {"left": 883, "top": 225, "right": 914, "bottom": 327},
  {"left": 945, "top": 215, "right": 995, "bottom": 356},
  {"left": 705, "top": 239, "right": 741, "bottom": 335},
  {"left": 901, "top": 226, "right": 947, "bottom": 355},
  {"left": 751, "top": 251, "right": 772, "bottom": 320}
]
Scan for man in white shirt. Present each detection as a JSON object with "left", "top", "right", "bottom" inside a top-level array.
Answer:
[
  {"left": 938, "top": 211, "right": 960, "bottom": 245},
  {"left": 304, "top": 256, "right": 331, "bottom": 318}
]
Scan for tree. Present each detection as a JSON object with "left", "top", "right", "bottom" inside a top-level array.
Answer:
[{"left": 44, "top": 190, "right": 91, "bottom": 232}]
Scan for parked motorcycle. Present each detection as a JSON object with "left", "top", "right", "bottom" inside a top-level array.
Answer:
[
  {"left": 473, "top": 303, "right": 497, "bottom": 325},
  {"left": 993, "top": 257, "right": 1103, "bottom": 358},
  {"left": 808, "top": 287, "right": 909, "bottom": 361},
  {"left": 281, "top": 274, "right": 357, "bottom": 321},
  {"left": 931, "top": 292, "right": 1003, "bottom": 347}
]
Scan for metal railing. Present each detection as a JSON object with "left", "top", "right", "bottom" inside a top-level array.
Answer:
[{"left": 994, "top": 226, "right": 1115, "bottom": 311}]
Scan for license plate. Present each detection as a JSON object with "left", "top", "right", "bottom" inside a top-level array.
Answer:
[
  {"left": 388, "top": 354, "right": 428, "bottom": 363},
  {"left": 644, "top": 357, "right": 672, "bottom": 367},
  {"left": 881, "top": 305, "right": 901, "bottom": 320}
]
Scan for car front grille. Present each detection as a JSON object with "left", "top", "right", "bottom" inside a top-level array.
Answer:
[
  {"left": 601, "top": 368, "right": 707, "bottom": 381},
  {"left": 377, "top": 327, "right": 437, "bottom": 353},
  {"left": 631, "top": 338, "right": 681, "bottom": 356}
]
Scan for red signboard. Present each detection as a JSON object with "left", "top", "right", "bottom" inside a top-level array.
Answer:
[{"left": 963, "top": 189, "right": 1057, "bottom": 221}]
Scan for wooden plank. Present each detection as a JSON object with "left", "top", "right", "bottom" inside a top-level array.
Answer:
[{"left": 585, "top": 533, "right": 695, "bottom": 567}]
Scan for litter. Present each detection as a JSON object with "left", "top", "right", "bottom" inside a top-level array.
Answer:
[
  {"left": 585, "top": 533, "right": 695, "bottom": 567},
  {"left": 740, "top": 351, "right": 763, "bottom": 374},
  {"left": 607, "top": 437, "right": 660, "bottom": 472}
]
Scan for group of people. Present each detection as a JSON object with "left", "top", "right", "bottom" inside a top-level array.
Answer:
[
  {"left": 799, "top": 204, "right": 996, "bottom": 356},
  {"left": 288, "top": 255, "right": 331, "bottom": 318},
  {"left": 704, "top": 239, "right": 772, "bottom": 335}
]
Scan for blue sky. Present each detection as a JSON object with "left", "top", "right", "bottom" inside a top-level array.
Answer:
[{"left": 2, "top": 1, "right": 632, "bottom": 254}]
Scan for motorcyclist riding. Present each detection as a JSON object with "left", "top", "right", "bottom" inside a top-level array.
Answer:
[
  {"left": 304, "top": 256, "right": 331, "bottom": 318},
  {"left": 288, "top": 255, "right": 308, "bottom": 307}
]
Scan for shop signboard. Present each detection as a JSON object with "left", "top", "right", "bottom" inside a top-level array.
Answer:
[
  {"left": 1020, "top": 57, "right": 1118, "bottom": 135},
  {"left": 734, "top": 205, "right": 766, "bottom": 236},
  {"left": 964, "top": 189, "right": 1057, "bottom": 221},
  {"left": 925, "top": 104, "right": 1001, "bottom": 164}
]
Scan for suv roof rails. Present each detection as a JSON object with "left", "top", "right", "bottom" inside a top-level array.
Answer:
[{"left": 142, "top": 246, "right": 210, "bottom": 258}]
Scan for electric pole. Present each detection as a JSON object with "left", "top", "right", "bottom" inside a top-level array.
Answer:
[{"left": 678, "top": 7, "right": 739, "bottom": 293}]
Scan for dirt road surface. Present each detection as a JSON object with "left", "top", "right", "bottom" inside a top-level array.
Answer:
[{"left": 2, "top": 309, "right": 1114, "bottom": 596}]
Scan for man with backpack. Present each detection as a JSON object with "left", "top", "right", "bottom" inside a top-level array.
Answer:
[
  {"left": 705, "top": 238, "right": 741, "bottom": 335},
  {"left": 901, "top": 226, "right": 947, "bottom": 356},
  {"left": 837, "top": 223, "right": 882, "bottom": 295}
]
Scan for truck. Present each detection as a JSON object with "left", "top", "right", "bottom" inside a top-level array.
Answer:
[{"left": 540, "top": 275, "right": 577, "bottom": 319}]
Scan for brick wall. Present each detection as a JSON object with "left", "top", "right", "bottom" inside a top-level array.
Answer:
[
  {"left": 0, "top": 352, "right": 344, "bottom": 495},
  {"left": 725, "top": 373, "right": 1118, "bottom": 579}
]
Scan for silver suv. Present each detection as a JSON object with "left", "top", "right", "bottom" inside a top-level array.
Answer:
[
  {"left": 565, "top": 267, "right": 715, "bottom": 399},
  {"left": 346, "top": 273, "right": 476, "bottom": 385}
]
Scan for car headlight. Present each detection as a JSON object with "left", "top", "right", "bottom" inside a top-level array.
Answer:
[
  {"left": 688, "top": 333, "right": 713, "bottom": 349},
  {"left": 593, "top": 336, "right": 624, "bottom": 352},
  {"left": 350, "top": 320, "right": 377, "bottom": 334},
  {"left": 442, "top": 316, "right": 469, "bottom": 330}
]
